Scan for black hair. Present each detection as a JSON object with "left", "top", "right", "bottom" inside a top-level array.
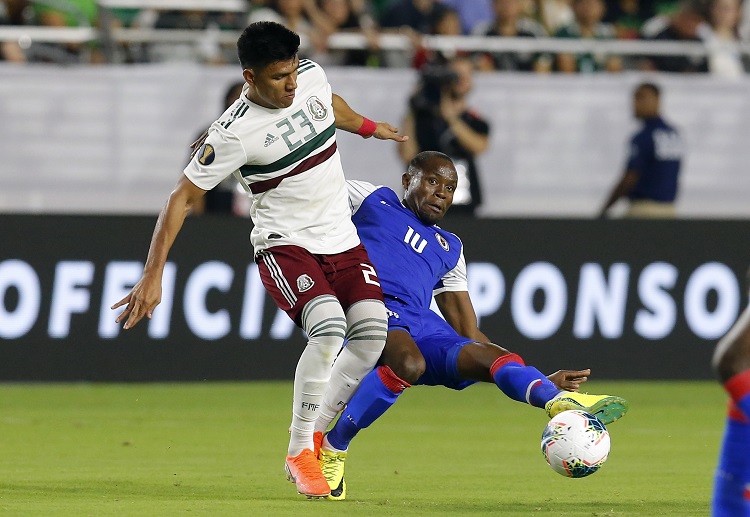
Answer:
[
  {"left": 237, "top": 21, "right": 300, "bottom": 70},
  {"left": 407, "top": 151, "right": 454, "bottom": 176},
  {"left": 636, "top": 82, "right": 661, "bottom": 98},
  {"left": 429, "top": 3, "right": 459, "bottom": 34}
]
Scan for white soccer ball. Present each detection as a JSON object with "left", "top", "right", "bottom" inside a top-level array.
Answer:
[{"left": 541, "top": 410, "right": 610, "bottom": 478}]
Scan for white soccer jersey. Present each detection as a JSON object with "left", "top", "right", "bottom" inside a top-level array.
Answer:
[{"left": 184, "top": 59, "right": 360, "bottom": 255}]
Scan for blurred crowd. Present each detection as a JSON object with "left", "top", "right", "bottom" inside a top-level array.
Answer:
[{"left": 1, "top": 0, "right": 749, "bottom": 76}]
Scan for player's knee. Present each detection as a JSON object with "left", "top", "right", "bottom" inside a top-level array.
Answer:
[
  {"left": 386, "top": 352, "right": 425, "bottom": 385},
  {"left": 713, "top": 334, "right": 750, "bottom": 383}
]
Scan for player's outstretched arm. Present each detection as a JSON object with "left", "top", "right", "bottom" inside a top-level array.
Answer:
[
  {"left": 111, "top": 175, "right": 207, "bottom": 329},
  {"left": 547, "top": 369, "right": 590, "bottom": 392},
  {"left": 331, "top": 93, "right": 408, "bottom": 142}
]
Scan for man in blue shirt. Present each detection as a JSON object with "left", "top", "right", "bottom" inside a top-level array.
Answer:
[
  {"left": 599, "top": 82, "right": 683, "bottom": 218},
  {"left": 314, "top": 151, "right": 630, "bottom": 499}
]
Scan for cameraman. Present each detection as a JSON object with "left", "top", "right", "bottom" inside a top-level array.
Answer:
[{"left": 399, "top": 56, "right": 490, "bottom": 216}]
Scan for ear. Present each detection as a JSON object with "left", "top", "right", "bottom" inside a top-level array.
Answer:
[
  {"left": 402, "top": 172, "right": 411, "bottom": 190},
  {"left": 242, "top": 68, "right": 255, "bottom": 87}
]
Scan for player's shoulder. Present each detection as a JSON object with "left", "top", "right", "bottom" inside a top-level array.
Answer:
[
  {"left": 433, "top": 224, "right": 463, "bottom": 249},
  {"left": 298, "top": 58, "right": 321, "bottom": 72},
  {"left": 348, "top": 180, "right": 396, "bottom": 203},
  {"left": 632, "top": 124, "right": 653, "bottom": 145},
  {"left": 658, "top": 117, "right": 679, "bottom": 134},
  {"left": 297, "top": 59, "right": 327, "bottom": 83}
]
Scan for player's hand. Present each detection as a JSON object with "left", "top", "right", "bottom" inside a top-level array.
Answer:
[
  {"left": 371, "top": 122, "right": 409, "bottom": 143},
  {"left": 111, "top": 274, "right": 162, "bottom": 330},
  {"left": 190, "top": 129, "right": 209, "bottom": 158},
  {"left": 547, "top": 369, "right": 590, "bottom": 391}
]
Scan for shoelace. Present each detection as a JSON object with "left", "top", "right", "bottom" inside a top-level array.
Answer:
[
  {"left": 320, "top": 451, "right": 345, "bottom": 479},
  {"left": 293, "top": 450, "right": 325, "bottom": 478}
]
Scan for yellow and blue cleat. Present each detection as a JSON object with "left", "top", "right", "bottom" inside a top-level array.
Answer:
[
  {"left": 319, "top": 446, "right": 347, "bottom": 501},
  {"left": 545, "top": 391, "right": 629, "bottom": 425}
]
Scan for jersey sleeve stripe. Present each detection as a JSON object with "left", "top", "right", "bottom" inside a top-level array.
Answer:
[
  {"left": 250, "top": 141, "right": 338, "bottom": 194},
  {"left": 240, "top": 122, "right": 335, "bottom": 176}
]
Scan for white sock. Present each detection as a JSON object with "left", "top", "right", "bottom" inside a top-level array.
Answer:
[
  {"left": 288, "top": 295, "right": 346, "bottom": 457},
  {"left": 321, "top": 434, "right": 347, "bottom": 454},
  {"left": 315, "top": 299, "right": 387, "bottom": 434}
]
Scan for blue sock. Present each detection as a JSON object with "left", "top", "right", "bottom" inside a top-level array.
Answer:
[
  {"left": 712, "top": 415, "right": 750, "bottom": 516},
  {"left": 726, "top": 370, "right": 750, "bottom": 421},
  {"left": 326, "top": 366, "right": 408, "bottom": 451},
  {"left": 490, "top": 353, "right": 560, "bottom": 408},
  {"left": 737, "top": 394, "right": 750, "bottom": 422}
]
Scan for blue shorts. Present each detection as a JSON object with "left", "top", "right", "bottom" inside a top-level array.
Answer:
[{"left": 385, "top": 297, "right": 475, "bottom": 391}]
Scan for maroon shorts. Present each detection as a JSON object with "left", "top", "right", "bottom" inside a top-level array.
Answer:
[{"left": 255, "top": 243, "right": 384, "bottom": 326}]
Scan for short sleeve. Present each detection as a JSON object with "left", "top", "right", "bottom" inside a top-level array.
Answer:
[
  {"left": 433, "top": 248, "right": 468, "bottom": 295},
  {"left": 183, "top": 124, "right": 248, "bottom": 191},
  {"left": 347, "top": 180, "right": 378, "bottom": 214},
  {"left": 625, "top": 132, "right": 648, "bottom": 174}
]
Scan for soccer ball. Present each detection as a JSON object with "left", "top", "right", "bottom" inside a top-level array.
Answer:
[{"left": 541, "top": 410, "right": 610, "bottom": 478}]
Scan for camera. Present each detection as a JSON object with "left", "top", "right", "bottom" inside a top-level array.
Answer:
[{"left": 411, "top": 64, "right": 459, "bottom": 113}]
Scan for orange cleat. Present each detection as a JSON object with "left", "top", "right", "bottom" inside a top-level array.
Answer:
[
  {"left": 313, "top": 431, "right": 324, "bottom": 458},
  {"left": 285, "top": 449, "right": 331, "bottom": 498}
]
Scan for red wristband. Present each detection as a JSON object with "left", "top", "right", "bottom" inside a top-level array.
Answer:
[{"left": 355, "top": 117, "right": 377, "bottom": 137}]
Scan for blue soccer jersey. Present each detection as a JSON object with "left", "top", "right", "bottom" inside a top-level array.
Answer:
[
  {"left": 626, "top": 116, "right": 683, "bottom": 203},
  {"left": 347, "top": 181, "right": 466, "bottom": 311}
]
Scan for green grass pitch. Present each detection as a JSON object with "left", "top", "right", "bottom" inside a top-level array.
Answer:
[{"left": 0, "top": 380, "right": 726, "bottom": 516}]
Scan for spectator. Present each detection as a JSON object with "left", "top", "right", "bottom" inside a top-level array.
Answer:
[
  {"left": 441, "top": 0, "right": 494, "bottom": 34},
  {"left": 399, "top": 56, "right": 490, "bottom": 216},
  {"left": 472, "top": 0, "right": 551, "bottom": 73},
  {"left": 555, "top": 0, "right": 622, "bottom": 72},
  {"left": 379, "top": 0, "right": 437, "bottom": 33},
  {"left": 641, "top": 0, "right": 709, "bottom": 73},
  {"left": 0, "top": 0, "right": 26, "bottom": 62},
  {"left": 533, "top": 0, "right": 575, "bottom": 35},
  {"left": 151, "top": 10, "right": 227, "bottom": 64},
  {"left": 599, "top": 83, "right": 684, "bottom": 218},
  {"left": 248, "top": 0, "right": 329, "bottom": 59},
  {"left": 30, "top": 0, "right": 103, "bottom": 63},
  {"left": 247, "top": 0, "right": 284, "bottom": 23},
  {"left": 704, "top": 0, "right": 748, "bottom": 78},
  {"left": 603, "top": 0, "right": 653, "bottom": 38},
  {"left": 411, "top": 3, "right": 464, "bottom": 68},
  {"left": 379, "top": 0, "right": 441, "bottom": 68},
  {"left": 190, "top": 81, "right": 248, "bottom": 217},
  {"left": 314, "top": 0, "right": 381, "bottom": 66}
]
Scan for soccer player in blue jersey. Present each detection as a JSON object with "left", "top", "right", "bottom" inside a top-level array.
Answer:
[
  {"left": 712, "top": 273, "right": 750, "bottom": 516},
  {"left": 599, "top": 82, "right": 683, "bottom": 218},
  {"left": 314, "top": 151, "right": 629, "bottom": 499}
]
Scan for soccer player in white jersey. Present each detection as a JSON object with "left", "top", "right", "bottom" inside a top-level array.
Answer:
[
  {"left": 314, "top": 152, "right": 629, "bottom": 499},
  {"left": 111, "top": 21, "right": 407, "bottom": 499}
]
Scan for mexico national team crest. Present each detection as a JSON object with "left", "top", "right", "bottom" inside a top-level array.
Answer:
[
  {"left": 306, "top": 96, "right": 328, "bottom": 121},
  {"left": 197, "top": 143, "right": 215, "bottom": 165},
  {"left": 296, "top": 274, "right": 315, "bottom": 293},
  {"left": 435, "top": 233, "right": 450, "bottom": 251}
]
